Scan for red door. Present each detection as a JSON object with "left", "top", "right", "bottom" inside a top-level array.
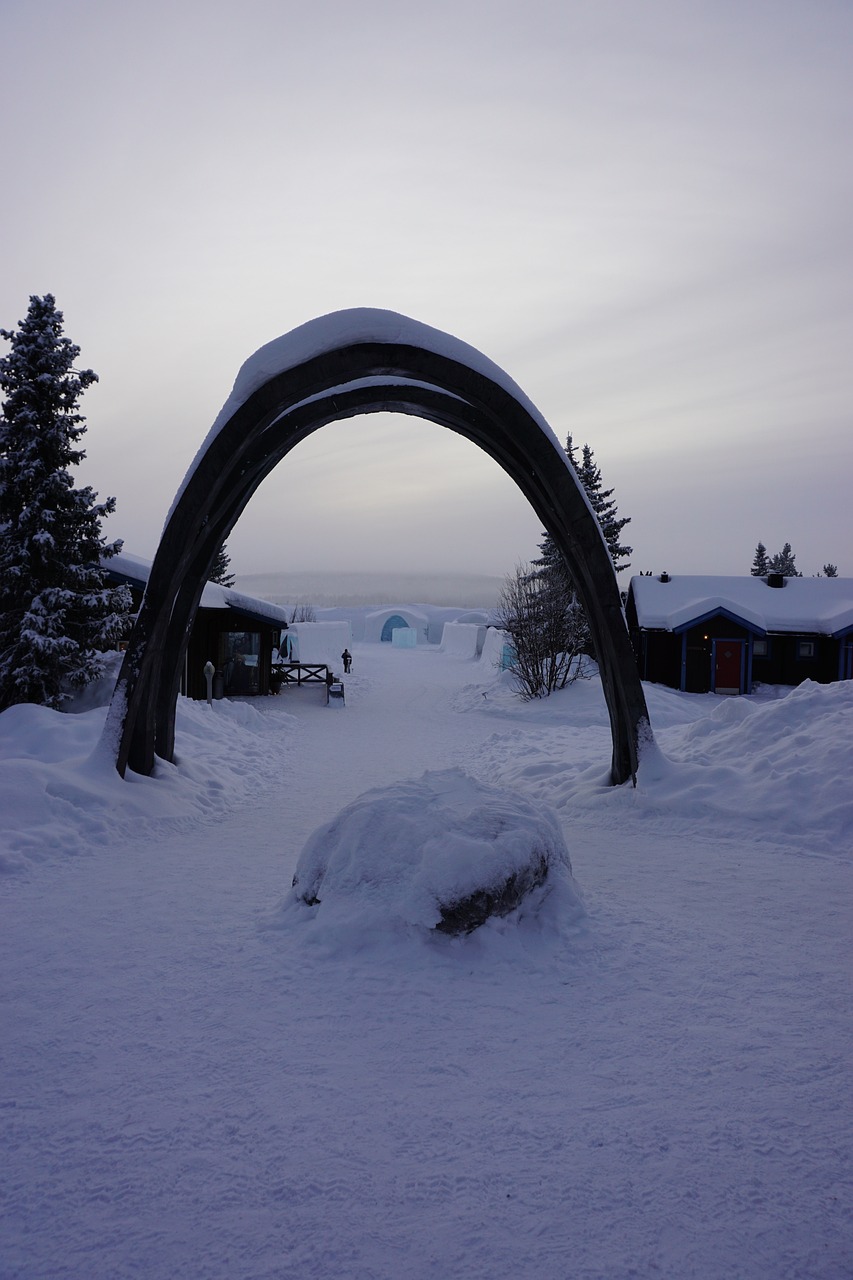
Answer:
[{"left": 714, "top": 640, "right": 743, "bottom": 694}]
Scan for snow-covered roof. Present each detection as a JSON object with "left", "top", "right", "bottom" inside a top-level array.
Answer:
[
  {"left": 104, "top": 552, "right": 291, "bottom": 626},
  {"left": 629, "top": 575, "right": 853, "bottom": 636}
]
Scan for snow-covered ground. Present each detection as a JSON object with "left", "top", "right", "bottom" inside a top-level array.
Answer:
[{"left": 1, "top": 642, "right": 851, "bottom": 1279}]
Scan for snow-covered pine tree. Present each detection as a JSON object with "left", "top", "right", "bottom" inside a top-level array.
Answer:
[
  {"left": 822, "top": 563, "right": 838, "bottom": 578},
  {"left": 0, "top": 295, "right": 132, "bottom": 711},
  {"left": 209, "top": 543, "right": 235, "bottom": 588},
  {"left": 533, "top": 432, "right": 631, "bottom": 592},
  {"left": 768, "top": 542, "right": 800, "bottom": 577},
  {"left": 751, "top": 541, "right": 769, "bottom": 576},
  {"left": 576, "top": 443, "right": 632, "bottom": 573}
]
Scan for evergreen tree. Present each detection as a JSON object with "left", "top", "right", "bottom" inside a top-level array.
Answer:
[
  {"left": 535, "top": 440, "right": 627, "bottom": 581},
  {"left": 534, "top": 433, "right": 631, "bottom": 580},
  {"left": 751, "top": 541, "right": 769, "bottom": 576},
  {"left": 209, "top": 543, "right": 235, "bottom": 588},
  {"left": 0, "top": 295, "right": 131, "bottom": 710},
  {"left": 768, "top": 542, "right": 800, "bottom": 577},
  {"left": 576, "top": 443, "right": 632, "bottom": 573},
  {"left": 822, "top": 563, "right": 838, "bottom": 578}
]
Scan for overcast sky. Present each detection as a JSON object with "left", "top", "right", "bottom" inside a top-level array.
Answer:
[{"left": 2, "top": 0, "right": 851, "bottom": 580}]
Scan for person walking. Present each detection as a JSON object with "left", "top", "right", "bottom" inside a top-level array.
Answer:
[{"left": 341, "top": 648, "right": 352, "bottom": 674}]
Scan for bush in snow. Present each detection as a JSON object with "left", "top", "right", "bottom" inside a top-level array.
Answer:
[
  {"left": 495, "top": 562, "right": 591, "bottom": 700},
  {"left": 505, "top": 433, "right": 630, "bottom": 700},
  {"left": 0, "top": 295, "right": 131, "bottom": 711},
  {"left": 290, "top": 768, "right": 583, "bottom": 936}
]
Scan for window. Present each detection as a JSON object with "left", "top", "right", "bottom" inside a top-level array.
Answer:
[
  {"left": 219, "top": 630, "right": 261, "bottom": 694},
  {"left": 797, "top": 640, "right": 816, "bottom": 659},
  {"left": 753, "top": 639, "right": 768, "bottom": 657}
]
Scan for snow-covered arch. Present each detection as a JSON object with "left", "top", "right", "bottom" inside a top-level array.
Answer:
[{"left": 106, "top": 309, "right": 651, "bottom": 783}]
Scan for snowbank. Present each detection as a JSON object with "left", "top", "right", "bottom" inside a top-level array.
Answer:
[
  {"left": 0, "top": 695, "right": 294, "bottom": 874},
  {"left": 633, "top": 678, "right": 853, "bottom": 849}
]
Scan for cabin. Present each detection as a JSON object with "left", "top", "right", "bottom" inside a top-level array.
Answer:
[
  {"left": 626, "top": 574, "right": 853, "bottom": 695},
  {"left": 104, "top": 553, "right": 291, "bottom": 700}
]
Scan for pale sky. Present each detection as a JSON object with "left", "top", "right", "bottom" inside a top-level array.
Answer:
[{"left": 2, "top": 0, "right": 851, "bottom": 579}]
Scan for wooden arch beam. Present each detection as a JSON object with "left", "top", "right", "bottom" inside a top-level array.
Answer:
[{"left": 106, "top": 316, "right": 651, "bottom": 784}]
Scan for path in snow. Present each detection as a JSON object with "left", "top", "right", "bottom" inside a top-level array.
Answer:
[{"left": 1, "top": 644, "right": 851, "bottom": 1279}]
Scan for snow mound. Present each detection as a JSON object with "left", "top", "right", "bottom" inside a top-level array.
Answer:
[
  {"left": 643, "top": 678, "right": 853, "bottom": 849},
  {"left": 474, "top": 677, "right": 853, "bottom": 856},
  {"left": 0, "top": 696, "right": 296, "bottom": 873},
  {"left": 286, "top": 767, "right": 583, "bottom": 938}
]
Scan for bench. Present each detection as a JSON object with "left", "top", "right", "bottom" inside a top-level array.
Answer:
[{"left": 326, "top": 680, "right": 345, "bottom": 706}]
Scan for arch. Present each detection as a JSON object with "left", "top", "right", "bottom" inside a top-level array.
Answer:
[
  {"left": 105, "top": 309, "right": 651, "bottom": 784},
  {"left": 364, "top": 607, "right": 429, "bottom": 643},
  {"left": 380, "top": 615, "right": 411, "bottom": 642}
]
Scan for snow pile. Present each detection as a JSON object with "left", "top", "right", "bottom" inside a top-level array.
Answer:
[
  {"left": 636, "top": 678, "right": 853, "bottom": 849},
  {"left": 283, "top": 767, "right": 583, "bottom": 941},
  {"left": 470, "top": 674, "right": 853, "bottom": 854},
  {"left": 440, "top": 621, "right": 482, "bottom": 658},
  {"left": 0, "top": 694, "right": 295, "bottom": 874}
]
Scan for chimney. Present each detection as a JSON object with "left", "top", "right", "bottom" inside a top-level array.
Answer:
[
  {"left": 659, "top": 572, "right": 670, "bottom": 583},
  {"left": 766, "top": 573, "right": 786, "bottom": 588}
]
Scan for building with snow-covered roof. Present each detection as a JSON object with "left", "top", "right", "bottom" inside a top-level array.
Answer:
[
  {"left": 104, "top": 553, "right": 291, "bottom": 700},
  {"left": 627, "top": 574, "right": 853, "bottom": 694}
]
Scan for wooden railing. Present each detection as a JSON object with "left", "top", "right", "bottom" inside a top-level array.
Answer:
[{"left": 271, "top": 663, "right": 330, "bottom": 686}]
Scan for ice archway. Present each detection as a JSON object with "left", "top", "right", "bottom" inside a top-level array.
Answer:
[
  {"left": 106, "top": 309, "right": 651, "bottom": 783},
  {"left": 380, "top": 615, "right": 411, "bottom": 642}
]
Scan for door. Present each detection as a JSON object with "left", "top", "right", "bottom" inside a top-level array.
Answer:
[{"left": 713, "top": 639, "right": 743, "bottom": 694}]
